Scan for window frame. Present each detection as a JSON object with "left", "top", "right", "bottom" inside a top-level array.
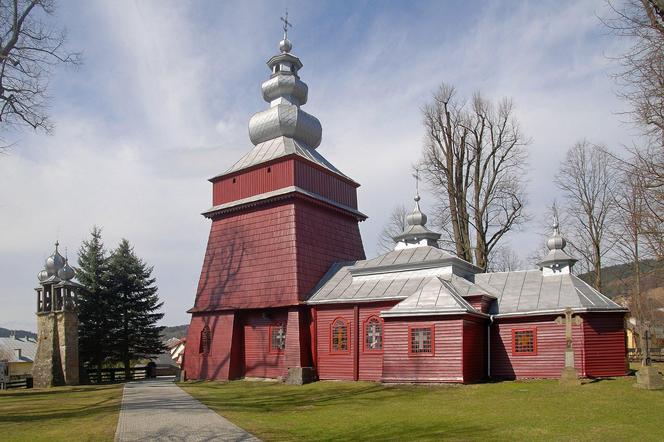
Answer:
[
  {"left": 329, "top": 317, "right": 351, "bottom": 354},
  {"left": 199, "top": 325, "right": 211, "bottom": 355},
  {"left": 268, "top": 323, "right": 286, "bottom": 354},
  {"left": 408, "top": 325, "right": 435, "bottom": 357},
  {"left": 512, "top": 327, "right": 538, "bottom": 356},
  {"left": 363, "top": 316, "right": 384, "bottom": 353}
]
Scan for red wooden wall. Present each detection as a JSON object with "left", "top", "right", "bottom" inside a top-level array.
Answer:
[
  {"left": 314, "top": 302, "right": 396, "bottom": 381},
  {"left": 242, "top": 310, "right": 288, "bottom": 378},
  {"left": 191, "top": 203, "right": 300, "bottom": 310},
  {"left": 184, "top": 312, "right": 243, "bottom": 381},
  {"left": 382, "top": 317, "right": 464, "bottom": 383},
  {"left": 491, "top": 315, "right": 584, "bottom": 379},
  {"left": 295, "top": 202, "right": 366, "bottom": 299},
  {"left": 463, "top": 318, "right": 487, "bottom": 382},
  {"left": 212, "top": 157, "right": 358, "bottom": 209},
  {"left": 582, "top": 313, "right": 627, "bottom": 377}
]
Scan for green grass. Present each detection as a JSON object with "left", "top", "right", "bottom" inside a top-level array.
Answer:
[
  {"left": 181, "top": 372, "right": 664, "bottom": 441},
  {"left": 0, "top": 384, "right": 123, "bottom": 442}
]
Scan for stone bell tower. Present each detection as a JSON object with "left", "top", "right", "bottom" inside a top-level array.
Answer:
[{"left": 32, "top": 242, "right": 82, "bottom": 387}]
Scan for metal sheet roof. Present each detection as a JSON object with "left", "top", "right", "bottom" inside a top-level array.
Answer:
[
  {"left": 382, "top": 277, "right": 481, "bottom": 318},
  {"left": 0, "top": 337, "right": 37, "bottom": 363},
  {"left": 474, "top": 270, "right": 626, "bottom": 315},
  {"left": 213, "top": 136, "right": 351, "bottom": 181},
  {"left": 307, "top": 248, "right": 625, "bottom": 317}
]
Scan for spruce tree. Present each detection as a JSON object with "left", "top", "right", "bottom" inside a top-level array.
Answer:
[
  {"left": 76, "top": 226, "right": 111, "bottom": 381},
  {"left": 106, "top": 239, "right": 165, "bottom": 378}
]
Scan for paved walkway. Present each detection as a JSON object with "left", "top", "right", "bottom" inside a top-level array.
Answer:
[{"left": 115, "top": 377, "right": 260, "bottom": 442}]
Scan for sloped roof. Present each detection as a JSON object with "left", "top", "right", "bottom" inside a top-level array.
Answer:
[
  {"left": 307, "top": 247, "right": 488, "bottom": 305},
  {"left": 212, "top": 137, "right": 352, "bottom": 182},
  {"left": 0, "top": 337, "right": 37, "bottom": 363},
  {"left": 475, "top": 270, "right": 626, "bottom": 316},
  {"left": 381, "top": 277, "right": 482, "bottom": 318}
]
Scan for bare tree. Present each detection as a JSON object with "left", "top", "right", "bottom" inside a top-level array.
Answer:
[
  {"left": 376, "top": 204, "right": 408, "bottom": 254},
  {"left": 0, "top": 0, "right": 80, "bottom": 139},
  {"left": 487, "top": 245, "right": 523, "bottom": 272},
  {"left": 555, "top": 141, "right": 620, "bottom": 291},
  {"left": 604, "top": 0, "right": 664, "bottom": 138},
  {"left": 420, "top": 83, "right": 529, "bottom": 271}
]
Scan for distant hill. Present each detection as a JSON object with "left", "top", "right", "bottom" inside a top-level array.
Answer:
[
  {"left": 161, "top": 324, "right": 188, "bottom": 341},
  {"left": 579, "top": 259, "right": 664, "bottom": 323},
  {"left": 578, "top": 259, "right": 664, "bottom": 299},
  {"left": 0, "top": 328, "right": 36, "bottom": 340}
]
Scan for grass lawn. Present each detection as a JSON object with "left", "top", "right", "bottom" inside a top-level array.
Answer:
[
  {"left": 181, "top": 370, "right": 664, "bottom": 441},
  {"left": 0, "top": 384, "right": 123, "bottom": 442}
]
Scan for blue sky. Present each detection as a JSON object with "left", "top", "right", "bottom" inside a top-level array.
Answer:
[{"left": 0, "top": 1, "right": 637, "bottom": 330}]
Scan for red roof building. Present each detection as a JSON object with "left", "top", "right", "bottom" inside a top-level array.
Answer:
[{"left": 183, "top": 32, "right": 628, "bottom": 384}]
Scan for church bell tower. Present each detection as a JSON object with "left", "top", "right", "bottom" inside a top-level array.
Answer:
[
  {"left": 32, "top": 242, "right": 82, "bottom": 387},
  {"left": 185, "top": 17, "right": 366, "bottom": 382}
]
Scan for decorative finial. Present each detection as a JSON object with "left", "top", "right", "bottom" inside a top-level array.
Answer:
[
  {"left": 413, "top": 168, "right": 421, "bottom": 202},
  {"left": 279, "top": 11, "right": 293, "bottom": 53},
  {"left": 552, "top": 203, "right": 560, "bottom": 233},
  {"left": 55, "top": 240, "right": 59, "bottom": 250},
  {"left": 280, "top": 10, "right": 292, "bottom": 40}
]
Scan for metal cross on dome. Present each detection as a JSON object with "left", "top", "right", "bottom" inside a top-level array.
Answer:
[{"left": 280, "top": 11, "right": 292, "bottom": 39}]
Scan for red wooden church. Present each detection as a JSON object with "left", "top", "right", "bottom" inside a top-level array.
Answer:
[{"left": 184, "top": 31, "right": 628, "bottom": 384}]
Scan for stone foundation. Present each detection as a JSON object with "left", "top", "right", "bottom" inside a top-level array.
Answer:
[{"left": 32, "top": 311, "right": 79, "bottom": 388}]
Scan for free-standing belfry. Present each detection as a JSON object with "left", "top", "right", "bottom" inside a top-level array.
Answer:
[
  {"left": 32, "top": 242, "right": 82, "bottom": 388},
  {"left": 183, "top": 27, "right": 629, "bottom": 384}
]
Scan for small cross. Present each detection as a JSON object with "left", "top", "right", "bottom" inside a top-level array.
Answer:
[
  {"left": 280, "top": 11, "right": 293, "bottom": 39},
  {"left": 368, "top": 325, "right": 380, "bottom": 348},
  {"left": 415, "top": 330, "right": 427, "bottom": 350}
]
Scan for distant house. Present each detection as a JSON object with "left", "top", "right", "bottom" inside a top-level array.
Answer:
[
  {"left": 0, "top": 335, "right": 37, "bottom": 379},
  {"left": 168, "top": 338, "right": 185, "bottom": 367}
]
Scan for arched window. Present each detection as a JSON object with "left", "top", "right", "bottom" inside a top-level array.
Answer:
[
  {"left": 331, "top": 318, "right": 349, "bottom": 352},
  {"left": 199, "top": 325, "right": 211, "bottom": 355},
  {"left": 364, "top": 317, "right": 383, "bottom": 351},
  {"left": 270, "top": 323, "right": 286, "bottom": 353}
]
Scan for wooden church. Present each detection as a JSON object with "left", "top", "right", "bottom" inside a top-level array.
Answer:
[{"left": 183, "top": 28, "right": 628, "bottom": 384}]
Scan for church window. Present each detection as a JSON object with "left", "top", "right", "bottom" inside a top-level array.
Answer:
[
  {"left": 409, "top": 326, "right": 433, "bottom": 355},
  {"left": 270, "top": 324, "right": 286, "bottom": 352},
  {"left": 512, "top": 329, "right": 536, "bottom": 354},
  {"left": 364, "top": 317, "right": 383, "bottom": 351},
  {"left": 331, "top": 318, "right": 349, "bottom": 352},
  {"left": 199, "top": 325, "right": 211, "bottom": 355}
]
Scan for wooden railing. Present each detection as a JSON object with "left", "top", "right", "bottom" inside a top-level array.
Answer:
[
  {"left": 84, "top": 366, "right": 148, "bottom": 384},
  {"left": 1, "top": 377, "right": 33, "bottom": 390}
]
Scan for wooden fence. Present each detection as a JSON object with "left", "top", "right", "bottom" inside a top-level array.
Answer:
[
  {"left": 84, "top": 366, "right": 148, "bottom": 384},
  {"left": 0, "top": 377, "right": 33, "bottom": 390}
]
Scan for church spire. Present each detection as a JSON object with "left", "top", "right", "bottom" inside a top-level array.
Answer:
[
  {"left": 247, "top": 14, "right": 322, "bottom": 149},
  {"left": 538, "top": 211, "right": 577, "bottom": 276}
]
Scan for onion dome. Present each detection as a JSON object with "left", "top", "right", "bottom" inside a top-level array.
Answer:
[
  {"left": 538, "top": 217, "right": 577, "bottom": 272},
  {"left": 57, "top": 258, "right": 75, "bottom": 281},
  {"left": 248, "top": 33, "right": 322, "bottom": 149},
  {"left": 37, "top": 269, "right": 49, "bottom": 282},
  {"left": 45, "top": 241, "right": 65, "bottom": 276},
  {"left": 393, "top": 195, "right": 441, "bottom": 249}
]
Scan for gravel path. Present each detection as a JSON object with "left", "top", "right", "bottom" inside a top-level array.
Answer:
[{"left": 114, "top": 378, "right": 260, "bottom": 442}]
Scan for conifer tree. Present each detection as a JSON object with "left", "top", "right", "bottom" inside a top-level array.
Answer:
[
  {"left": 76, "top": 226, "right": 110, "bottom": 380},
  {"left": 106, "top": 239, "right": 165, "bottom": 378}
]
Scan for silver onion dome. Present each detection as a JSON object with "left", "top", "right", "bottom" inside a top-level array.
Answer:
[
  {"left": 38, "top": 269, "right": 49, "bottom": 282},
  {"left": 45, "top": 241, "right": 66, "bottom": 276},
  {"left": 57, "top": 259, "right": 75, "bottom": 281},
  {"left": 248, "top": 35, "right": 322, "bottom": 149},
  {"left": 406, "top": 195, "right": 428, "bottom": 226},
  {"left": 279, "top": 38, "right": 292, "bottom": 53},
  {"left": 393, "top": 195, "right": 441, "bottom": 247},
  {"left": 538, "top": 216, "right": 577, "bottom": 269}
]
